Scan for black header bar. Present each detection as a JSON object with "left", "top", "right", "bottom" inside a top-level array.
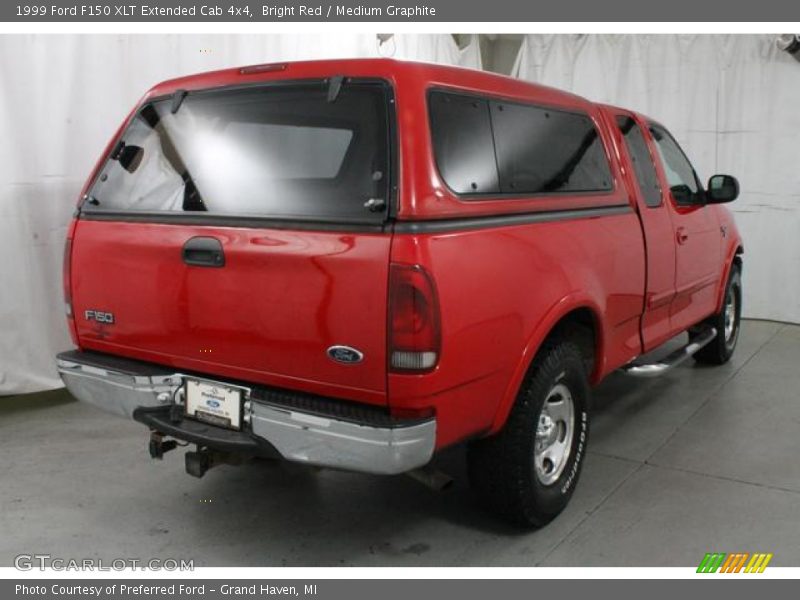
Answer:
[{"left": 3, "top": 0, "right": 799, "bottom": 22}]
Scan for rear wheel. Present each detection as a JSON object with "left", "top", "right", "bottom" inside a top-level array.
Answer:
[
  {"left": 694, "top": 264, "right": 742, "bottom": 365},
  {"left": 467, "top": 339, "right": 590, "bottom": 528}
]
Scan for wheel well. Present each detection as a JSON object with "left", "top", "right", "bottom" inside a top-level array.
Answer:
[
  {"left": 489, "top": 307, "right": 600, "bottom": 435},
  {"left": 545, "top": 308, "right": 598, "bottom": 378}
]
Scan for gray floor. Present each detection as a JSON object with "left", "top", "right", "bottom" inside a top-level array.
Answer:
[{"left": 1, "top": 320, "right": 798, "bottom": 567}]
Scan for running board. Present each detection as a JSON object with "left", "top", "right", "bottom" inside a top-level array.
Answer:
[{"left": 621, "top": 327, "right": 717, "bottom": 378}]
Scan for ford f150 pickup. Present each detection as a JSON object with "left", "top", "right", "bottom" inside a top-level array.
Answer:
[{"left": 57, "top": 59, "right": 743, "bottom": 527}]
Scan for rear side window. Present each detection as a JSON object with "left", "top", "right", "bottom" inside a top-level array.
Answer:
[
  {"left": 87, "top": 82, "right": 391, "bottom": 222},
  {"left": 429, "top": 90, "right": 613, "bottom": 197},
  {"left": 428, "top": 93, "right": 499, "bottom": 194},
  {"left": 616, "top": 116, "right": 662, "bottom": 207},
  {"left": 491, "top": 101, "right": 612, "bottom": 194}
]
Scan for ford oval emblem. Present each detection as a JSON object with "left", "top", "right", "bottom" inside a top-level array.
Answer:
[
  {"left": 206, "top": 399, "right": 221, "bottom": 408},
  {"left": 327, "top": 345, "right": 364, "bottom": 364}
]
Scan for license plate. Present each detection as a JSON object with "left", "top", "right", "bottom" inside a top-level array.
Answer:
[{"left": 184, "top": 379, "right": 242, "bottom": 430}]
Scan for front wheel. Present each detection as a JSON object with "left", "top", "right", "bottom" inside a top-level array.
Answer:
[
  {"left": 467, "top": 339, "right": 590, "bottom": 528},
  {"left": 694, "top": 264, "right": 742, "bottom": 365}
]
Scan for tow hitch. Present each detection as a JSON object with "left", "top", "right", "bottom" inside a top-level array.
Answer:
[
  {"left": 184, "top": 446, "right": 248, "bottom": 478},
  {"left": 148, "top": 432, "right": 177, "bottom": 459},
  {"left": 148, "top": 430, "right": 244, "bottom": 478},
  {"left": 185, "top": 448, "right": 214, "bottom": 478}
]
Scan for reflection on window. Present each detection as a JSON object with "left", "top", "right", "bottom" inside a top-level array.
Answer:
[
  {"left": 88, "top": 83, "right": 389, "bottom": 221},
  {"left": 429, "top": 90, "right": 613, "bottom": 197},
  {"left": 649, "top": 125, "right": 701, "bottom": 206},
  {"left": 491, "top": 101, "right": 612, "bottom": 194}
]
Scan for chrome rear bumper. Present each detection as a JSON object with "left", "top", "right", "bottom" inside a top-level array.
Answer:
[{"left": 56, "top": 351, "right": 435, "bottom": 475}]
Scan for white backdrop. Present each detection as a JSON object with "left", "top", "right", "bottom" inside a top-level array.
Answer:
[
  {"left": 0, "top": 34, "right": 480, "bottom": 395},
  {"left": 513, "top": 34, "right": 800, "bottom": 326}
]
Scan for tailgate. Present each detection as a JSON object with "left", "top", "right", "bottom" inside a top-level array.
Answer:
[{"left": 71, "top": 220, "right": 390, "bottom": 402}]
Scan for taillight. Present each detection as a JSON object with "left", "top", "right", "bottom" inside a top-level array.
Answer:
[
  {"left": 388, "top": 263, "right": 441, "bottom": 373},
  {"left": 63, "top": 237, "right": 73, "bottom": 319}
]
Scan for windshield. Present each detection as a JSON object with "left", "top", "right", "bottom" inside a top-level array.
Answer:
[{"left": 87, "top": 81, "right": 391, "bottom": 222}]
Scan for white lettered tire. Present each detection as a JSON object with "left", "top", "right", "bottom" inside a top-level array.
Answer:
[{"left": 467, "top": 339, "right": 590, "bottom": 527}]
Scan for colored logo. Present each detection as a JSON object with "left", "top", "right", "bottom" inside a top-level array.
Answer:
[
  {"left": 697, "top": 552, "right": 773, "bottom": 573},
  {"left": 326, "top": 345, "right": 364, "bottom": 364}
]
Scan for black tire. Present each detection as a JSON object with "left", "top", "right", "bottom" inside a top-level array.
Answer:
[
  {"left": 694, "top": 264, "right": 742, "bottom": 365},
  {"left": 467, "top": 339, "right": 590, "bottom": 528}
]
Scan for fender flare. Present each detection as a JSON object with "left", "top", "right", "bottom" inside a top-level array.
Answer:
[
  {"left": 487, "top": 293, "right": 606, "bottom": 436},
  {"left": 715, "top": 240, "right": 744, "bottom": 313}
]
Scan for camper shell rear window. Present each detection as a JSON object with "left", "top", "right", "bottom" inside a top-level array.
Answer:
[{"left": 86, "top": 80, "right": 392, "bottom": 223}]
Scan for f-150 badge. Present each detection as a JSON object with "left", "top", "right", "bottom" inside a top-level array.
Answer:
[{"left": 84, "top": 310, "right": 115, "bottom": 324}]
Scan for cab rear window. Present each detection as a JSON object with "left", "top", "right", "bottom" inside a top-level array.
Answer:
[
  {"left": 429, "top": 90, "right": 613, "bottom": 197},
  {"left": 86, "top": 81, "right": 391, "bottom": 222}
]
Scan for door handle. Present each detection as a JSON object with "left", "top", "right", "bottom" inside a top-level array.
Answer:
[
  {"left": 182, "top": 237, "right": 225, "bottom": 267},
  {"left": 676, "top": 227, "right": 689, "bottom": 245}
]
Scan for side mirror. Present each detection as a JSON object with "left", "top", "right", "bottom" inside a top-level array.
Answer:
[
  {"left": 707, "top": 174, "right": 739, "bottom": 203},
  {"left": 670, "top": 184, "right": 695, "bottom": 206}
]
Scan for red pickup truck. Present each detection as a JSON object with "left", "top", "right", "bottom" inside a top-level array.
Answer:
[{"left": 57, "top": 59, "right": 742, "bottom": 527}]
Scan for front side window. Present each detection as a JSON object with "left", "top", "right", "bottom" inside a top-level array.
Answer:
[
  {"left": 88, "top": 82, "right": 390, "bottom": 222},
  {"left": 429, "top": 90, "right": 613, "bottom": 197},
  {"left": 649, "top": 124, "right": 703, "bottom": 206}
]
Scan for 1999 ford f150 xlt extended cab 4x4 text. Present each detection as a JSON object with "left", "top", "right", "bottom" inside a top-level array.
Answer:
[{"left": 57, "top": 59, "right": 743, "bottom": 527}]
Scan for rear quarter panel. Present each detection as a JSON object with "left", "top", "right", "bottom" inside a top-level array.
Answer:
[{"left": 389, "top": 213, "right": 645, "bottom": 448}]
